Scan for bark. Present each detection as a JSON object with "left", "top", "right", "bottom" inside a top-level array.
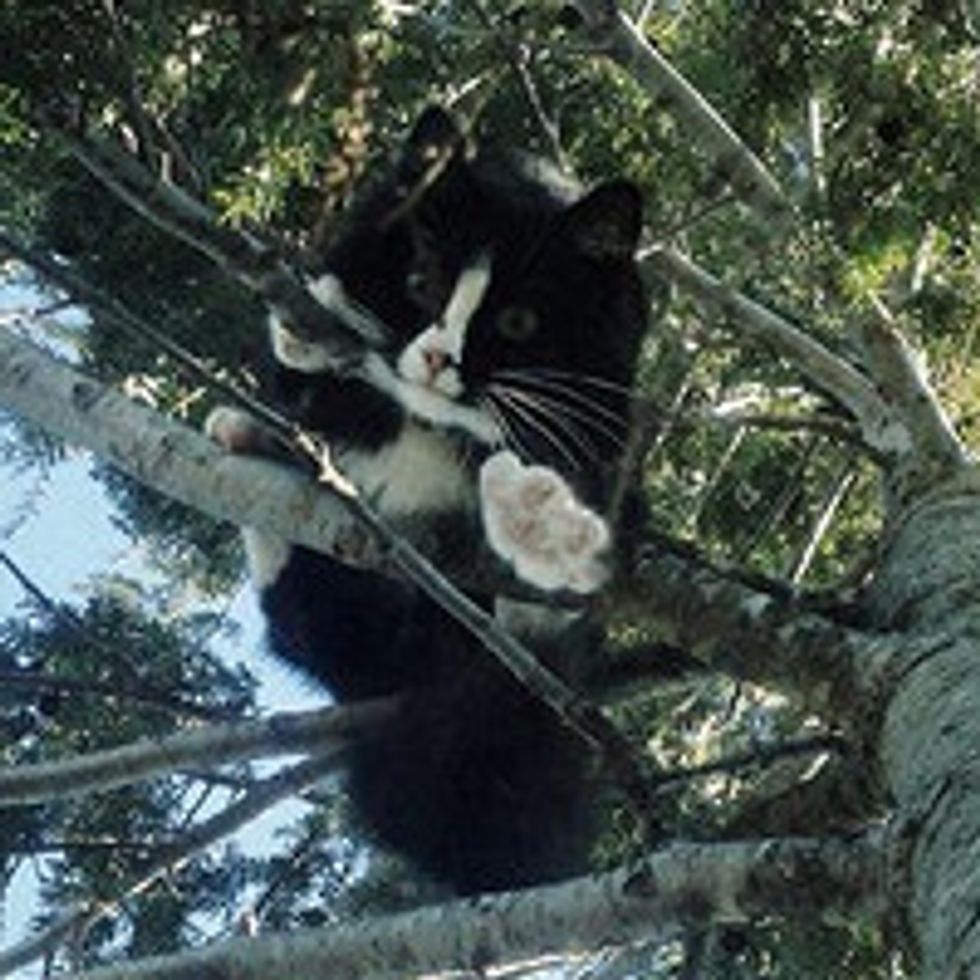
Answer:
[
  {"left": 608, "top": 543, "right": 890, "bottom": 722},
  {"left": 859, "top": 470, "right": 980, "bottom": 979},
  {"left": 67, "top": 834, "right": 883, "bottom": 980}
]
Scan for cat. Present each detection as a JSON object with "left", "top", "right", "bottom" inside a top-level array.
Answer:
[{"left": 207, "top": 106, "right": 649, "bottom": 894}]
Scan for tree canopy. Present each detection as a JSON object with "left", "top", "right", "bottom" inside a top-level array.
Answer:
[{"left": 2, "top": 1, "right": 980, "bottom": 977}]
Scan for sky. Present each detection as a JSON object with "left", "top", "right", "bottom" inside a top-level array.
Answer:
[{"left": 0, "top": 276, "right": 327, "bottom": 977}]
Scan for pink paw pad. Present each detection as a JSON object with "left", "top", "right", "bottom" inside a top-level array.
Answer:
[
  {"left": 204, "top": 406, "right": 283, "bottom": 458},
  {"left": 479, "top": 451, "right": 610, "bottom": 594}
]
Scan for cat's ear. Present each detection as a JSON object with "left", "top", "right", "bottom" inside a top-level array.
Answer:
[
  {"left": 397, "top": 106, "right": 469, "bottom": 187},
  {"left": 565, "top": 179, "right": 644, "bottom": 262}
]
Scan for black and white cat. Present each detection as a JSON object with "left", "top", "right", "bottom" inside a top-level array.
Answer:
[{"left": 208, "top": 107, "right": 648, "bottom": 894}]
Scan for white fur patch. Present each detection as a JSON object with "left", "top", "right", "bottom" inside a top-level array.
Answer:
[
  {"left": 268, "top": 312, "right": 333, "bottom": 373},
  {"left": 268, "top": 274, "right": 351, "bottom": 373},
  {"left": 242, "top": 528, "right": 292, "bottom": 590},
  {"left": 479, "top": 450, "right": 610, "bottom": 594},
  {"left": 397, "top": 252, "right": 492, "bottom": 401},
  {"left": 341, "top": 423, "right": 473, "bottom": 516},
  {"left": 440, "top": 251, "right": 492, "bottom": 356},
  {"left": 363, "top": 352, "right": 499, "bottom": 446}
]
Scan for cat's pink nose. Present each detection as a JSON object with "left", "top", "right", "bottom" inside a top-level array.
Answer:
[{"left": 422, "top": 347, "right": 449, "bottom": 382}]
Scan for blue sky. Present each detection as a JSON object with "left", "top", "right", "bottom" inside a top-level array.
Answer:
[{"left": 0, "top": 275, "right": 327, "bottom": 976}]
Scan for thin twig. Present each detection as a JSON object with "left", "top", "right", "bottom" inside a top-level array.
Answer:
[
  {"left": 786, "top": 457, "right": 858, "bottom": 584},
  {"left": 733, "top": 436, "right": 819, "bottom": 565}
]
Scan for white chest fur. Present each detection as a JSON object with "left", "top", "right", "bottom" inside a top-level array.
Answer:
[{"left": 340, "top": 423, "right": 474, "bottom": 517}]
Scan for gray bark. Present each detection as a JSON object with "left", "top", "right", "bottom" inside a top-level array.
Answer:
[
  {"left": 862, "top": 474, "right": 980, "bottom": 978},
  {"left": 67, "top": 835, "right": 883, "bottom": 980}
]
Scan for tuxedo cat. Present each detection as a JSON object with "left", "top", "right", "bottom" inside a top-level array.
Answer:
[{"left": 208, "top": 107, "right": 648, "bottom": 894}]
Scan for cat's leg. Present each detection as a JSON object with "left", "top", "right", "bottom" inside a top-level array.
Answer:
[
  {"left": 479, "top": 450, "right": 611, "bottom": 594},
  {"left": 204, "top": 406, "right": 297, "bottom": 589}
]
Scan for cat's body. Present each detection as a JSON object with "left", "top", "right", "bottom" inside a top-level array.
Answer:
[{"left": 210, "top": 108, "right": 648, "bottom": 894}]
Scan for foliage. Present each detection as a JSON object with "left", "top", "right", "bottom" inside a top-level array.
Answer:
[
  {"left": 0, "top": 588, "right": 255, "bottom": 964},
  {"left": 0, "top": 0, "right": 979, "bottom": 976}
]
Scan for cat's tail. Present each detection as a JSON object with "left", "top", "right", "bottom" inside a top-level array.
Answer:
[{"left": 345, "top": 645, "right": 596, "bottom": 895}]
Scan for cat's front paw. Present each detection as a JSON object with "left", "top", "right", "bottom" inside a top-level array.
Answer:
[
  {"left": 479, "top": 451, "right": 610, "bottom": 594},
  {"left": 205, "top": 406, "right": 278, "bottom": 457},
  {"left": 205, "top": 406, "right": 312, "bottom": 472}
]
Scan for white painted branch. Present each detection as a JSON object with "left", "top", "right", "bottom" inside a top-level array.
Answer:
[
  {"left": 645, "top": 244, "right": 908, "bottom": 456},
  {"left": 569, "top": 0, "right": 791, "bottom": 228},
  {"left": 67, "top": 832, "right": 884, "bottom": 980}
]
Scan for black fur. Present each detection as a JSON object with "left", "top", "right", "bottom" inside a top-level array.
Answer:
[{"left": 250, "top": 108, "right": 648, "bottom": 894}]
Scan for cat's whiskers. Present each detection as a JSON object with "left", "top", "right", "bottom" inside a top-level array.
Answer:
[
  {"left": 496, "top": 366, "right": 637, "bottom": 399},
  {"left": 491, "top": 376, "right": 628, "bottom": 453},
  {"left": 481, "top": 396, "right": 536, "bottom": 463},
  {"left": 486, "top": 386, "right": 583, "bottom": 472},
  {"left": 494, "top": 369, "right": 631, "bottom": 433},
  {"left": 489, "top": 383, "right": 600, "bottom": 464}
]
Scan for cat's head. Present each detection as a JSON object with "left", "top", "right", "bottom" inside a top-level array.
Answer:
[
  {"left": 381, "top": 110, "right": 648, "bottom": 471},
  {"left": 276, "top": 107, "right": 649, "bottom": 471}
]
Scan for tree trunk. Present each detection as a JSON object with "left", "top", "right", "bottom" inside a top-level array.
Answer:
[{"left": 864, "top": 472, "right": 980, "bottom": 978}]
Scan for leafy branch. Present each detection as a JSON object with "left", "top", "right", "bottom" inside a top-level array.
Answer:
[{"left": 0, "top": 755, "right": 336, "bottom": 979}]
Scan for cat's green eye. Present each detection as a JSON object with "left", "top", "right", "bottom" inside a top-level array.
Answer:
[
  {"left": 497, "top": 306, "right": 539, "bottom": 342},
  {"left": 406, "top": 270, "right": 428, "bottom": 300}
]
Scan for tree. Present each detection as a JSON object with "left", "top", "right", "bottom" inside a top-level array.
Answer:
[{"left": 1, "top": 0, "right": 979, "bottom": 976}]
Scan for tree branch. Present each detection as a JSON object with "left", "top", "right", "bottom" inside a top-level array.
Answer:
[
  {"left": 64, "top": 831, "right": 885, "bottom": 980},
  {"left": 863, "top": 297, "right": 969, "bottom": 474},
  {"left": 644, "top": 244, "right": 906, "bottom": 456},
  {"left": 608, "top": 541, "right": 896, "bottom": 721},
  {"left": 42, "top": 123, "right": 386, "bottom": 355},
  {"left": 0, "top": 700, "right": 393, "bottom": 806},
  {"left": 568, "top": 0, "right": 791, "bottom": 228}
]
